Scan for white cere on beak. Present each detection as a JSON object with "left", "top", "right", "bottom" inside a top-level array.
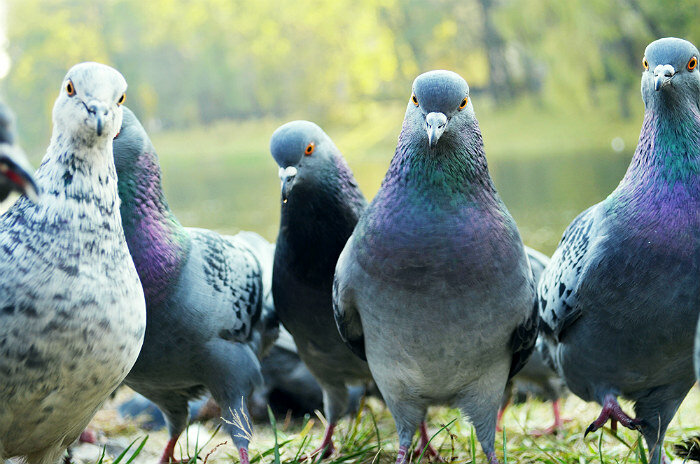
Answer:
[
  {"left": 653, "top": 64, "right": 676, "bottom": 91},
  {"left": 278, "top": 166, "right": 298, "bottom": 180}
]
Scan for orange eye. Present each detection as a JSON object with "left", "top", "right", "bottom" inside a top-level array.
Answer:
[
  {"left": 642, "top": 57, "right": 649, "bottom": 70},
  {"left": 459, "top": 97, "right": 468, "bottom": 109},
  {"left": 117, "top": 93, "right": 126, "bottom": 106},
  {"left": 66, "top": 80, "right": 75, "bottom": 96},
  {"left": 411, "top": 94, "right": 419, "bottom": 106},
  {"left": 688, "top": 56, "right": 697, "bottom": 71},
  {"left": 304, "top": 142, "right": 315, "bottom": 156}
]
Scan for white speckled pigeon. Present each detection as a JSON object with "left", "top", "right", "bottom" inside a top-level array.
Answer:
[
  {"left": 497, "top": 247, "right": 568, "bottom": 436},
  {"left": 537, "top": 38, "right": 700, "bottom": 464},
  {"left": 0, "top": 62, "right": 146, "bottom": 464},
  {"left": 333, "top": 70, "right": 537, "bottom": 464},
  {"left": 270, "top": 120, "right": 379, "bottom": 459},
  {"left": 0, "top": 102, "right": 38, "bottom": 203},
  {"left": 113, "top": 107, "right": 278, "bottom": 464}
]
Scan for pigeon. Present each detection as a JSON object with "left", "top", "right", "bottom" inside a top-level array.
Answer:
[
  {"left": 0, "top": 102, "right": 38, "bottom": 203},
  {"left": 270, "top": 120, "right": 376, "bottom": 458},
  {"left": 497, "top": 247, "right": 568, "bottom": 436},
  {"left": 697, "top": 315, "right": 700, "bottom": 382},
  {"left": 333, "top": 70, "right": 538, "bottom": 464},
  {"left": 537, "top": 38, "right": 700, "bottom": 464},
  {"left": 0, "top": 62, "right": 146, "bottom": 464},
  {"left": 113, "top": 107, "right": 277, "bottom": 464}
]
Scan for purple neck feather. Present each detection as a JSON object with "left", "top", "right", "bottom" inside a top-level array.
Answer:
[{"left": 119, "top": 152, "right": 191, "bottom": 307}]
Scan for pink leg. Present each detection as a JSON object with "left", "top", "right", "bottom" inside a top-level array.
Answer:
[
  {"left": 159, "top": 436, "right": 181, "bottom": 464},
  {"left": 496, "top": 399, "right": 509, "bottom": 433},
  {"left": 300, "top": 423, "right": 336, "bottom": 461},
  {"left": 584, "top": 395, "right": 642, "bottom": 437},
  {"left": 238, "top": 447, "right": 249, "bottom": 464},
  {"left": 412, "top": 422, "right": 443, "bottom": 461},
  {"left": 552, "top": 399, "right": 563, "bottom": 428},
  {"left": 396, "top": 445, "right": 409, "bottom": 464},
  {"left": 532, "top": 399, "right": 569, "bottom": 436}
]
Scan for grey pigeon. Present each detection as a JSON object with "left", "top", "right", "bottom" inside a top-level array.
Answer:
[
  {"left": 270, "top": 120, "right": 377, "bottom": 458},
  {"left": 497, "top": 247, "right": 568, "bottom": 435},
  {"left": 0, "top": 62, "right": 146, "bottom": 464},
  {"left": 537, "top": 37, "right": 700, "bottom": 464},
  {"left": 333, "top": 70, "right": 537, "bottom": 464},
  {"left": 113, "top": 107, "right": 277, "bottom": 464},
  {"left": 697, "top": 316, "right": 700, "bottom": 382},
  {"left": 0, "top": 102, "right": 38, "bottom": 202}
]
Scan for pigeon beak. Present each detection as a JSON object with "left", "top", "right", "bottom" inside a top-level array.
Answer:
[
  {"left": 0, "top": 150, "right": 39, "bottom": 203},
  {"left": 425, "top": 112, "right": 448, "bottom": 149},
  {"left": 87, "top": 101, "right": 109, "bottom": 136},
  {"left": 653, "top": 64, "right": 676, "bottom": 91},
  {"left": 278, "top": 166, "right": 298, "bottom": 204}
]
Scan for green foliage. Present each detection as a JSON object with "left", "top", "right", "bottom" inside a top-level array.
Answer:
[{"left": 5, "top": 0, "right": 699, "bottom": 154}]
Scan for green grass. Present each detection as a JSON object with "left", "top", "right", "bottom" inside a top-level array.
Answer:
[{"left": 91, "top": 388, "right": 700, "bottom": 464}]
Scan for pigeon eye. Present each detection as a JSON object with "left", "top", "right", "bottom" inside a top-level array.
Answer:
[
  {"left": 411, "top": 94, "right": 419, "bottom": 106},
  {"left": 688, "top": 56, "right": 697, "bottom": 72},
  {"left": 304, "top": 142, "right": 315, "bottom": 156},
  {"left": 117, "top": 93, "right": 126, "bottom": 106},
  {"left": 65, "top": 80, "right": 75, "bottom": 97},
  {"left": 459, "top": 97, "right": 468, "bottom": 109},
  {"left": 642, "top": 57, "right": 649, "bottom": 70}
]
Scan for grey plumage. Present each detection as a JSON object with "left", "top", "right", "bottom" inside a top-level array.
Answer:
[
  {"left": 113, "top": 107, "right": 277, "bottom": 464},
  {"left": 333, "top": 70, "right": 536, "bottom": 464},
  {"left": 0, "top": 62, "right": 146, "bottom": 464},
  {"left": 271, "top": 120, "right": 372, "bottom": 456},
  {"left": 538, "top": 38, "right": 700, "bottom": 464},
  {"left": 0, "top": 102, "right": 38, "bottom": 203}
]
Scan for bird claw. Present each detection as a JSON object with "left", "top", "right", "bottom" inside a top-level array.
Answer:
[{"left": 584, "top": 423, "right": 597, "bottom": 438}]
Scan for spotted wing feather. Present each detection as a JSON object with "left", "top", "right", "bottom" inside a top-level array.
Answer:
[
  {"left": 537, "top": 205, "right": 598, "bottom": 342},
  {"left": 187, "top": 228, "right": 262, "bottom": 343}
]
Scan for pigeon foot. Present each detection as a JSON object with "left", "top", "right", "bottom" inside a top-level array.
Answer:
[
  {"left": 412, "top": 422, "right": 444, "bottom": 462},
  {"left": 584, "top": 395, "right": 642, "bottom": 437}
]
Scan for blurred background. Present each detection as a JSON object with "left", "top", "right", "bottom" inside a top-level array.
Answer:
[{"left": 2, "top": 0, "right": 698, "bottom": 253}]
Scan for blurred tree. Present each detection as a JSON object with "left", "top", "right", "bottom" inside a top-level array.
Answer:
[{"left": 3, "top": 0, "right": 699, "bottom": 154}]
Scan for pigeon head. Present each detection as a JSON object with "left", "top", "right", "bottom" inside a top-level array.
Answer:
[
  {"left": 52, "top": 62, "right": 127, "bottom": 147},
  {"left": 641, "top": 38, "right": 700, "bottom": 110},
  {"left": 405, "top": 70, "right": 473, "bottom": 149},
  {"left": 0, "top": 102, "right": 38, "bottom": 202},
  {"left": 113, "top": 106, "right": 151, "bottom": 175},
  {"left": 270, "top": 120, "right": 338, "bottom": 203}
]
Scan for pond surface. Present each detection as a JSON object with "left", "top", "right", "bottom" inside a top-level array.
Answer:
[{"left": 162, "top": 149, "right": 634, "bottom": 257}]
